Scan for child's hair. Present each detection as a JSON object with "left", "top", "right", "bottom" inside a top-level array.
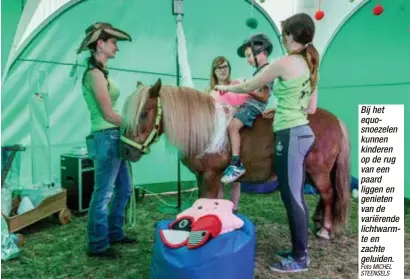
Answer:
[
  {"left": 205, "top": 56, "right": 231, "bottom": 94},
  {"left": 282, "top": 13, "right": 320, "bottom": 90}
]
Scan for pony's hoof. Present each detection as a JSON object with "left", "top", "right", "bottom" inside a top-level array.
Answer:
[
  {"left": 316, "top": 227, "right": 332, "bottom": 240},
  {"left": 313, "top": 222, "right": 321, "bottom": 233}
]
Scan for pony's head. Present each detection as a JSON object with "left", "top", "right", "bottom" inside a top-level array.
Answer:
[
  {"left": 121, "top": 78, "right": 219, "bottom": 159},
  {"left": 119, "top": 79, "right": 163, "bottom": 161}
]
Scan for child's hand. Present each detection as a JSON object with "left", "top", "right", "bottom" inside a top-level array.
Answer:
[{"left": 262, "top": 108, "right": 275, "bottom": 119}]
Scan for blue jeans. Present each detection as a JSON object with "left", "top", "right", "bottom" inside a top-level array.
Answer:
[
  {"left": 85, "top": 128, "right": 132, "bottom": 253},
  {"left": 234, "top": 98, "right": 266, "bottom": 127}
]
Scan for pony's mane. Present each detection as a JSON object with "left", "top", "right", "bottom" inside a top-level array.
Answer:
[
  {"left": 123, "top": 84, "right": 226, "bottom": 158},
  {"left": 122, "top": 86, "right": 149, "bottom": 136}
]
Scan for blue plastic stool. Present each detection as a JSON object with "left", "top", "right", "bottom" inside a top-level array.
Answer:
[
  {"left": 242, "top": 175, "right": 358, "bottom": 195},
  {"left": 241, "top": 180, "right": 279, "bottom": 194},
  {"left": 241, "top": 180, "right": 319, "bottom": 195},
  {"left": 150, "top": 214, "right": 256, "bottom": 279}
]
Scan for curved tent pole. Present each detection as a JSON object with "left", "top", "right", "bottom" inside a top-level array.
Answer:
[
  {"left": 319, "top": 0, "right": 370, "bottom": 67},
  {"left": 2, "top": 0, "right": 85, "bottom": 84}
]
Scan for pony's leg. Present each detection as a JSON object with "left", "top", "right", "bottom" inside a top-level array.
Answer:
[
  {"left": 310, "top": 173, "right": 333, "bottom": 240},
  {"left": 303, "top": 172, "right": 321, "bottom": 231},
  {"left": 306, "top": 173, "right": 323, "bottom": 232},
  {"left": 230, "top": 182, "right": 241, "bottom": 210},
  {"left": 196, "top": 173, "right": 206, "bottom": 198},
  {"left": 204, "top": 171, "right": 222, "bottom": 199},
  {"left": 312, "top": 199, "right": 324, "bottom": 233},
  {"left": 217, "top": 184, "right": 224, "bottom": 199}
]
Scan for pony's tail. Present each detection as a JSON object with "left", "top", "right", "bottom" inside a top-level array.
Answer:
[{"left": 332, "top": 119, "right": 351, "bottom": 231}]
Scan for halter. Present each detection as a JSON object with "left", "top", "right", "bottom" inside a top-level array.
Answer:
[{"left": 120, "top": 97, "right": 163, "bottom": 154}]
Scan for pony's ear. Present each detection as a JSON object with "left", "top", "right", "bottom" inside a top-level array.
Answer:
[
  {"left": 149, "top": 78, "right": 162, "bottom": 97},
  {"left": 136, "top": 81, "right": 143, "bottom": 88}
]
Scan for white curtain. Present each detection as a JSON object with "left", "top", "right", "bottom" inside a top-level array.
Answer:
[{"left": 176, "top": 21, "right": 194, "bottom": 88}]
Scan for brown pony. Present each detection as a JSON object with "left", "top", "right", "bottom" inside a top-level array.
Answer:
[{"left": 120, "top": 79, "right": 351, "bottom": 240}]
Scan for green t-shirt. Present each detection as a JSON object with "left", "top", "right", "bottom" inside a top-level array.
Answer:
[
  {"left": 273, "top": 73, "right": 313, "bottom": 132},
  {"left": 82, "top": 70, "right": 120, "bottom": 132}
]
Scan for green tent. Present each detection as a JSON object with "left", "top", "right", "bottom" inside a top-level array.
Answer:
[
  {"left": 319, "top": 0, "right": 410, "bottom": 198},
  {"left": 1, "top": 0, "right": 283, "bottom": 193}
]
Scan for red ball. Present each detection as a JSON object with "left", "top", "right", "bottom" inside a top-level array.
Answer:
[
  {"left": 315, "top": 10, "right": 325, "bottom": 20},
  {"left": 373, "top": 4, "right": 384, "bottom": 15}
]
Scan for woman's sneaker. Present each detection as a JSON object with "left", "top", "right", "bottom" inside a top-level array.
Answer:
[
  {"left": 270, "top": 256, "right": 309, "bottom": 273},
  {"left": 276, "top": 251, "right": 311, "bottom": 265}
]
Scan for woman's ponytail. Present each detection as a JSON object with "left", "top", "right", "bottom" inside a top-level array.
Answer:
[
  {"left": 81, "top": 54, "right": 109, "bottom": 88},
  {"left": 87, "top": 55, "right": 108, "bottom": 79},
  {"left": 305, "top": 43, "right": 320, "bottom": 90}
]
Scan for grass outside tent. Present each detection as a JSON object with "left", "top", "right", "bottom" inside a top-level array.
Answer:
[{"left": 2, "top": 187, "right": 410, "bottom": 279}]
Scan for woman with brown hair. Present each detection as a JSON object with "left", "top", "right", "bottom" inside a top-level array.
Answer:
[
  {"left": 77, "top": 22, "right": 137, "bottom": 259},
  {"left": 205, "top": 56, "right": 231, "bottom": 94},
  {"left": 215, "top": 13, "right": 320, "bottom": 272},
  {"left": 206, "top": 56, "right": 250, "bottom": 108},
  {"left": 206, "top": 56, "right": 250, "bottom": 213}
]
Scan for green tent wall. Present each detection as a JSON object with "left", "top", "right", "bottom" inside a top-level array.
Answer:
[
  {"left": 319, "top": 0, "right": 409, "bottom": 198},
  {"left": 1, "top": 0, "right": 283, "bottom": 192}
]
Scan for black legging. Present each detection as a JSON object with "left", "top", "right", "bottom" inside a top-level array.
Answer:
[{"left": 274, "top": 124, "right": 315, "bottom": 259}]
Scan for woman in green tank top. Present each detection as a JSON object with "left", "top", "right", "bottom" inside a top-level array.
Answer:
[
  {"left": 215, "top": 13, "right": 320, "bottom": 273},
  {"left": 77, "top": 22, "right": 137, "bottom": 259}
]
